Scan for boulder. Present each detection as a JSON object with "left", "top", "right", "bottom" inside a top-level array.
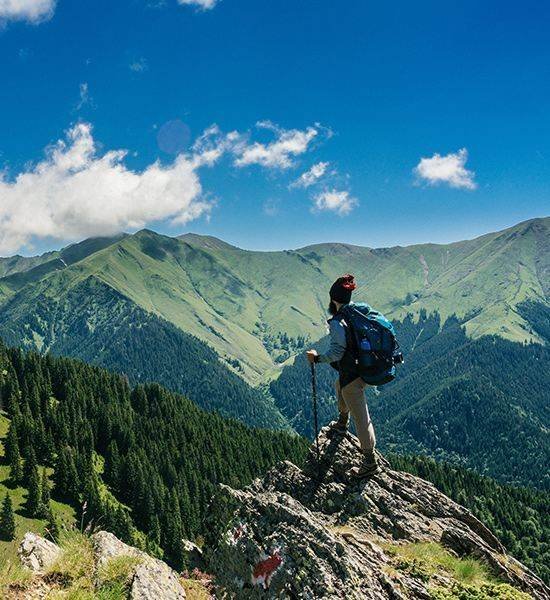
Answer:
[
  {"left": 206, "top": 427, "right": 550, "bottom": 599},
  {"left": 131, "top": 560, "right": 187, "bottom": 600},
  {"left": 18, "top": 532, "right": 62, "bottom": 573},
  {"left": 91, "top": 530, "right": 186, "bottom": 599}
]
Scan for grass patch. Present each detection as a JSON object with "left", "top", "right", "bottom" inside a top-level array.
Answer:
[
  {"left": 95, "top": 555, "right": 142, "bottom": 600},
  {"left": 384, "top": 542, "right": 532, "bottom": 599},
  {"left": 430, "top": 582, "right": 532, "bottom": 599},
  {"left": 181, "top": 577, "right": 213, "bottom": 599},
  {"left": 0, "top": 557, "right": 33, "bottom": 596},
  {"left": 386, "top": 541, "right": 493, "bottom": 586},
  {"left": 43, "top": 529, "right": 96, "bottom": 598}
]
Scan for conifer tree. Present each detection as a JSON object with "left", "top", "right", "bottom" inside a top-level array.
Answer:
[
  {"left": 23, "top": 446, "right": 38, "bottom": 487},
  {"left": 45, "top": 505, "right": 60, "bottom": 542},
  {"left": 25, "top": 464, "right": 42, "bottom": 517},
  {"left": 5, "top": 420, "right": 20, "bottom": 466},
  {"left": 39, "top": 469, "right": 51, "bottom": 518},
  {"left": 6, "top": 422, "right": 23, "bottom": 484},
  {"left": 0, "top": 493, "right": 16, "bottom": 541}
]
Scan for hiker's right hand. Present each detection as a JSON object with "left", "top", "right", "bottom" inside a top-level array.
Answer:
[{"left": 306, "top": 350, "right": 318, "bottom": 363}]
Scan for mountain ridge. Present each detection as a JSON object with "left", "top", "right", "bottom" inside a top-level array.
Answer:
[{"left": 1, "top": 217, "right": 547, "bottom": 375}]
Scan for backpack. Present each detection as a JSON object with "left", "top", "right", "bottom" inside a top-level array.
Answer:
[{"left": 340, "top": 303, "right": 403, "bottom": 386}]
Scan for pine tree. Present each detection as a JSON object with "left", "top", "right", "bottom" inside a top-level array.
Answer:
[
  {"left": 45, "top": 506, "right": 60, "bottom": 542},
  {"left": 25, "top": 464, "right": 42, "bottom": 517},
  {"left": 23, "top": 446, "right": 38, "bottom": 487},
  {"left": 39, "top": 469, "right": 51, "bottom": 518},
  {"left": 5, "top": 421, "right": 23, "bottom": 484},
  {"left": 0, "top": 493, "right": 16, "bottom": 541},
  {"left": 5, "top": 421, "right": 20, "bottom": 466}
]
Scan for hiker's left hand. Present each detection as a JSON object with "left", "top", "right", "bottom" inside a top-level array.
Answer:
[{"left": 306, "top": 350, "right": 318, "bottom": 363}]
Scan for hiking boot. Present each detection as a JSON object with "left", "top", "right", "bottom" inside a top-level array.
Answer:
[
  {"left": 328, "top": 414, "right": 349, "bottom": 434},
  {"left": 350, "top": 450, "right": 379, "bottom": 479}
]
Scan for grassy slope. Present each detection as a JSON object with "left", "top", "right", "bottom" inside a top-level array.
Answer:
[
  {"left": 0, "top": 277, "right": 287, "bottom": 429},
  {"left": 0, "top": 413, "right": 75, "bottom": 563},
  {"left": 0, "top": 218, "right": 547, "bottom": 384}
]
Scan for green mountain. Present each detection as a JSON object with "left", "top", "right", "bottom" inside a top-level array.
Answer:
[
  {"left": 0, "top": 217, "right": 547, "bottom": 473},
  {"left": 0, "top": 275, "right": 287, "bottom": 429},
  {"left": 0, "top": 218, "right": 547, "bottom": 385}
]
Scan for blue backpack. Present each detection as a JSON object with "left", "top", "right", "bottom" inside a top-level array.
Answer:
[{"left": 340, "top": 303, "right": 403, "bottom": 385}]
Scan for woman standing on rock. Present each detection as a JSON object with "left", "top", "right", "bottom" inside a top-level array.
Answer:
[{"left": 306, "top": 274, "right": 378, "bottom": 478}]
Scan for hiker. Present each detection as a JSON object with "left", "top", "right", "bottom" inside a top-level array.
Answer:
[{"left": 306, "top": 274, "right": 382, "bottom": 478}]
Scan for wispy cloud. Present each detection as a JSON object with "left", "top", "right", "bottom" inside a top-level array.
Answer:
[
  {"left": 291, "top": 161, "right": 330, "bottom": 189},
  {"left": 129, "top": 58, "right": 148, "bottom": 73},
  {"left": 0, "top": 123, "right": 212, "bottom": 254},
  {"left": 192, "top": 121, "right": 324, "bottom": 170},
  {"left": 263, "top": 198, "right": 280, "bottom": 217},
  {"left": 235, "top": 121, "right": 320, "bottom": 169},
  {"left": 414, "top": 148, "right": 477, "bottom": 190},
  {"left": 312, "top": 190, "right": 357, "bottom": 216},
  {"left": 75, "top": 83, "right": 91, "bottom": 111},
  {"left": 0, "top": 0, "right": 56, "bottom": 23},
  {"left": 177, "top": 0, "right": 219, "bottom": 10}
]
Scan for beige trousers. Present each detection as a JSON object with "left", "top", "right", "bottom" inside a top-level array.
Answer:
[{"left": 335, "top": 377, "right": 376, "bottom": 452}]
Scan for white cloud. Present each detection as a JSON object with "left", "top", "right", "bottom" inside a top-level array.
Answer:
[
  {"left": 291, "top": 161, "right": 329, "bottom": 189},
  {"left": 0, "top": 119, "right": 329, "bottom": 254},
  {"left": 313, "top": 190, "right": 357, "bottom": 216},
  {"left": 0, "top": 123, "right": 211, "bottom": 254},
  {"left": 191, "top": 124, "right": 244, "bottom": 167},
  {"left": 0, "top": 0, "right": 56, "bottom": 23},
  {"left": 235, "top": 122, "right": 319, "bottom": 169},
  {"left": 177, "top": 0, "right": 218, "bottom": 9},
  {"left": 414, "top": 148, "right": 477, "bottom": 190}
]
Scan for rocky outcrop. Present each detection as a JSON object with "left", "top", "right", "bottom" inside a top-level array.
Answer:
[
  {"left": 91, "top": 531, "right": 186, "bottom": 599},
  {"left": 16, "top": 531, "right": 186, "bottom": 600},
  {"left": 18, "top": 532, "right": 62, "bottom": 573},
  {"left": 207, "top": 427, "right": 550, "bottom": 599}
]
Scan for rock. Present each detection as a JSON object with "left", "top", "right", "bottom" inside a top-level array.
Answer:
[
  {"left": 91, "top": 530, "right": 145, "bottom": 569},
  {"left": 131, "top": 561, "right": 186, "bottom": 600},
  {"left": 206, "top": 427, "right": 550, "bottom": 599},
  {"left": 18, "top": 532, "right": 62, "bottom": 573},
  {"left": 91, "top": 530, "right": 186, "bottom": 599},
  {"left": 182, "top": 538, "right": 204, "bottom": 570}
]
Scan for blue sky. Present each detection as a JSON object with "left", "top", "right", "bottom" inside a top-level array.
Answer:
[{"left": 0, "top": 0, "right": 548, "bottom": 255}]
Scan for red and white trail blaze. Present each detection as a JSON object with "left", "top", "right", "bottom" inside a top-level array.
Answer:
[{"left": 251, "top": 549, "right": 283, "bottom": 589}]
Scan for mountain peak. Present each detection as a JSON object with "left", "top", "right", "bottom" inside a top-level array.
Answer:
[
  {"left": 178, "top": 232, "right": 240, "bottom": 252},
  {"left": 206, "top": 428, "right": 548, "bottom": 598}
]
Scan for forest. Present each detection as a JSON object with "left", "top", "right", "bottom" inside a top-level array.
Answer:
[{"left": 0, "top": 340, "right": 307, "bottom": 568}]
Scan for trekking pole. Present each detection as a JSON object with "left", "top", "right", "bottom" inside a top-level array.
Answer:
[{"left": 310, "top": 362, "right": 321, "bottom": 474}]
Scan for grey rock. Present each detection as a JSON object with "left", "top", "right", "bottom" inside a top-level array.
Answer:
[
  {"left": 131, "top": 561, "right": 186, "bottom": 600},
  {"left": 18, "top": 532, "right": 62, "bottom": 572},
  {"left": 207, "top": 427, "right": 550, "bottom": 599},
  {"left": 182, "top": 538, "right": 204, "bottom": 570},
  {"left": 91, "top": 530, "right": 186, "bottom": 599},
  {"left": 91, "top": 530, "right": 146, "bottom": 568}
]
